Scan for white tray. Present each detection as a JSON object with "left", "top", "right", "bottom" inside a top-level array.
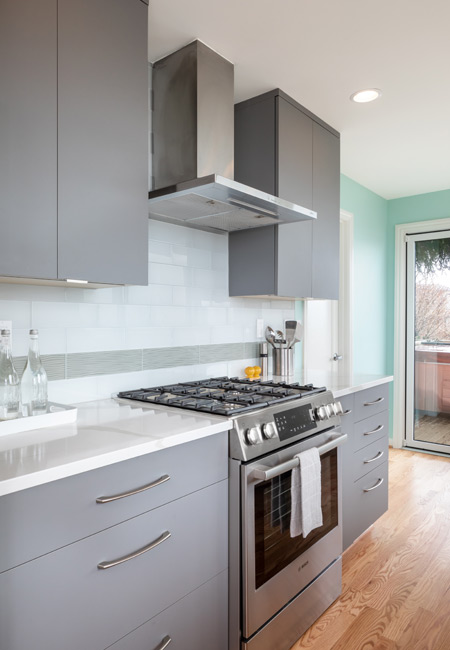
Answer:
[{"left": 0, "top": 403, "right": 77, "bottom": 437}]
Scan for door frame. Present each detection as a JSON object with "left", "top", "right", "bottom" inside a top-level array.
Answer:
[
  {"left": 303, "top": 209, "right": 353, "bottom": 373},
  {"left": 393, "top": 217, "right": 450, "bottom": 448}
]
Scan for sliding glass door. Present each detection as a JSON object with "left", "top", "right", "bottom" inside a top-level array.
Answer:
[{"left": 406, "top": 231, "right": 450, "bottom": 453}]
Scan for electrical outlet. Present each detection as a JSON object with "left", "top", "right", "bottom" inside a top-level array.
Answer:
[{"left": 256, "top": 318, "right": 264, "bottom": 339}]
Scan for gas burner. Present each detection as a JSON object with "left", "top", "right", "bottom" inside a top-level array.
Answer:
[{"left": 117, "top": 377, "right": 327, "bottom": 417}]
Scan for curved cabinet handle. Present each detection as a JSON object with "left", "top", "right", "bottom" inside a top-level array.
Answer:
[
  {"left": 363, "top": 396, "right": 385, "bottom": 406},
  {"left": 153, "top": 636, "right": 172, "bottom": 650},
  {"left": 363, "top": 450, "right": 384, "bottom": 464},
  {"left": 96, "top": 474, "right": 170, "bottom": 503},
  {"left": 363, "top": 424, "right": 384, "bottom": 436},
  {"left": 363, "top": 477, "right": 384, "bottom": 492},
  {"left": 343, "top": 409, "right": 352, "bottom": 415},
  {"left": 97, "top": 530, "right": 171, "bottom": 570}
]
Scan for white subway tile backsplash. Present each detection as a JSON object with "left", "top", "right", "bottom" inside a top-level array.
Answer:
[
  {"left": 124, "top": 305, "right": 153, "bottom": 328},
  {"left": 66, "top": 328, "right": 124, "bottom": 353},
  {"left": 0, "top": 300, "right": 31, "bottom": 329},
  {"left": 0, "top": 221, "right": 295, "bottom": 402},
  {"left": 125, "top": 285, "right": 173, "bottom": 306},
  {"left": 123, "top": 327, "right": 172, "bottom": 350},
  {"left": 148, "top": 240, "right": 173, "bottom": 264},
  {"left": 148, "top": 262, "right": 193, "bottom": 286}
]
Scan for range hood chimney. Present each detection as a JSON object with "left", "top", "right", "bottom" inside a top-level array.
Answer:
[{"left": 149, "top": 40, "right": 316, "bottom": 233}]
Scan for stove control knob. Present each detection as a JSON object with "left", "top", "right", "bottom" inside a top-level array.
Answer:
[
  {"left": 315, "top": 405, "right": 328, "bottom": 421},
  {"left": 334, "top": 401, "right": 344, "bottom": 415},
  {"left": 246, "top": 426, "right": 261, "bottom": 446},
  {"left": 261, "top": 422, "right": 278, "bottom": 439},
  {"left": 325, "top": 404, "right": 334, "bottom": 418}
]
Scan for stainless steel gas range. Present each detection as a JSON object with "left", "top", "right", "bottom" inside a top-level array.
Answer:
[{"left": 118, "top": 377, "right": 347, "bottom": 650}]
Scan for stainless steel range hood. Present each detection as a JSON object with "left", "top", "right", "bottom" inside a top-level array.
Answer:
[{"left": 149, "top": 41, "right": 316, "bottom": 234}]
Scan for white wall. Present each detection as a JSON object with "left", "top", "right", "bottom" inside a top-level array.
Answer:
[{"left": 0, "top": 221, "right": 295, "bottom": 403}]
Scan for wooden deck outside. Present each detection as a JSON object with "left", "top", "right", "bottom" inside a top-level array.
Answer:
[{"left": 291, "top": 447, "right": 450, "bottom": 650}]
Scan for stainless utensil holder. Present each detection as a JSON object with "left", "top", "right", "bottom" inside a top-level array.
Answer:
[{"left": 273, "top": 348, "right": 294, "bottom": 376}]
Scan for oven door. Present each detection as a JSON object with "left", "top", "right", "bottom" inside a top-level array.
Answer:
[{"left": 242, "top": 428, "right": 345, "bottom": 639}]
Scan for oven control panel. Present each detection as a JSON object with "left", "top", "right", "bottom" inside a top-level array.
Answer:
[
  {"left": 230, "top": 390, "right": 341, "bottom": 461},
  {"left": 274, "top": 404, "right": 316, "bottom": 441}
]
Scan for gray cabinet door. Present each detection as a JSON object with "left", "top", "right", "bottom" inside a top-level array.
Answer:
[
  {"left": 57, "top": 0, "right": 148, "bottom": 285},
  {"left": 0, "top": 480, "right": 228, "bottom": 650},
  {"left": 109, "top": 570, "right": 228, "bottom": 650},
  {"left": 276, "top": 96, "right": 313, "bottom": 208},
  {"left": 0, "top": 432, "right": 228, "bottom": 573},
  {"left": 311, "top": 122, "right": 340, "bottom": 299},
  {"left": 232, "top": 90, "right": 339, "bottom": 299},
  {"left": 0, "top": 0, "right": 58, "bottom": 279}
]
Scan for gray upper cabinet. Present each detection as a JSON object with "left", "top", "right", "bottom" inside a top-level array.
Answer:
[
  {"left": 0, "top": 0, "right": 58, "bottom": 280},
  {"left": 0, "top": 0, "right": 148, "bottom": 286},
  {"left": 230, "top": 89, "right": 340, "bottom": 299},
  {"left": 57, "top": 0, "right": 148, "bottom": 285}
]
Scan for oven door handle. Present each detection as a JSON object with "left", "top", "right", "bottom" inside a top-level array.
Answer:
[{"left": 250, "top": 432, "right": 348, "bottom": 481}]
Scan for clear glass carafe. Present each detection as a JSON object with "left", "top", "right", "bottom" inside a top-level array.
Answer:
[
  {"left": 21, "top": 329, "right": 48, "bottom": 416},
  {"left": 0, "top": 329, "right": 20, "bottom": 420}
]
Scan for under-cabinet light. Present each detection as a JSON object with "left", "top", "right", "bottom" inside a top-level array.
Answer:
[{"left": 65, "top": 279, "right": 89, "bottom": 284}]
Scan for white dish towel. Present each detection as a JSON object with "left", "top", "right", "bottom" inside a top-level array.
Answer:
[{"left": 290, "top": 447, "right": 323, "bottom": 538}]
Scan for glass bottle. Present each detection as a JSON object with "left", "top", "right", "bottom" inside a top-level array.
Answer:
[
  {"left": 0, "top": 329, "right": 20, "bottom": 420},
  {"left": 21, "top": 329, "right": 48, "bottom": 416}
]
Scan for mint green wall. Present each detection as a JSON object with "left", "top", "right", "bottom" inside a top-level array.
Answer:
[
  {"left": 386, "top": 189, "right": 450, "bottom": 375},
  {"left": 340, "top": 175, "right": 388, "bottom": 375}
]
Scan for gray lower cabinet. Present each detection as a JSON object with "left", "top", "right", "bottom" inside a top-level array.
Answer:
[
  {"left": 0, "top": 434, "right": 228, "bottom": 650},
  {"left": 340, "top": 383, "right": 390, "bottom": 550},
  {"left": 0, "top": 432, "right": 228, "bottom": 573},
  {"left": 0, "top": 0, "right": 148, "bottom": 286},
  {"left": 108, "top": 570, "right": 228, "bottom": 650},
  {"left": 230, "top": 89, "right": 340, "bottom": 299}
]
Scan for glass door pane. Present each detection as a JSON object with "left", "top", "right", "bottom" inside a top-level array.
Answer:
[{"left": 406, "top": 232, "right": 450, "bottom": 452}]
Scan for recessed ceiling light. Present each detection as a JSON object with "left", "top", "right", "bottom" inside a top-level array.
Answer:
[{"left": 350, "top": 88, "right": 382, "bottom": 103}]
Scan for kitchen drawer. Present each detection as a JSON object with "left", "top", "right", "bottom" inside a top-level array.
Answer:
[
  {"left": 354, "top": 383, "right": 389, "bottom": 422},
  {"left": 0, "top": 479, "right": 228, "bottom": 650},
  {"left": 343, "top": 461, "right": 388, "bottom": 550},
  {"left": 0, "top": 431, "right": 228, "bottom": 573},
  {"left": 353, "top": 409, "right": 388, "bottom": 452},
  {"left": 352, "top": 435, "right": 389, "bottom": 482},
  {"left": 108, "top": 570, "right": 228, "bottom": 650}
]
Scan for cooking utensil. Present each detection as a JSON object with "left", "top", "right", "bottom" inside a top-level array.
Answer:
[
  {"left": 265, "top": 326, "right": 276, "bottom": 349},
  {"left": 287, "top": 321, "right": 303, "bottom": 348},
  {"left": 285, "top": 320, "right": 297, "bottom": 348}
]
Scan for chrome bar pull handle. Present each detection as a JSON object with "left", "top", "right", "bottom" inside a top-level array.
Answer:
[
  {"left": 363, "top": 424, "right": 384, "bottom": 436},
  {"left": 364, "top": 396, "right": 385, "bottom": 406},
  {"left": 153, "top": 636, "right": 172, "bottom": 650},
  {"left": 363, "top": 450, "right": 384, "bottom": 464},
  {"left": 96, "top": 474, "right": 170, "bottom": 503},
  {"left": 97, "top": 531, "right": 171, "bottom": 570},
  {"left": 251, "top": 433, "right": 347, "bottom": 481},
  {"left": 363, "top": 477, "right": 384, "bottom": 492}
]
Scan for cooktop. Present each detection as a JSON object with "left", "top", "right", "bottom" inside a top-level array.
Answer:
[{"left": 117, "top": 377, "right": 326, "bottom": 416}]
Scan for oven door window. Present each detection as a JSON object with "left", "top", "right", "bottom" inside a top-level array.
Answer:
[{"left": 254, "top": 449, "right": 338, "bottom": 589}]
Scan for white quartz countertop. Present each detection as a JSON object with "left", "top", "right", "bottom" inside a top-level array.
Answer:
[
  {"left": 299, "top": 371, "right": 393, "bottom": 398},
  {"left": 0, "top": 399, "right": 232, "bottom": 497},
  {"left": 271, "top": 370, "right": 393, "bottom": 398}
]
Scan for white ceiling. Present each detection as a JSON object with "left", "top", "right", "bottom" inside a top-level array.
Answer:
[{"left": 148, "top": 0, "right": 450, "bottom": 201}]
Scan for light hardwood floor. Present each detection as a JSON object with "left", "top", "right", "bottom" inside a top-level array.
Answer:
[{"left": 291, "top": 448, "right": 450, "bottom": 650}]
